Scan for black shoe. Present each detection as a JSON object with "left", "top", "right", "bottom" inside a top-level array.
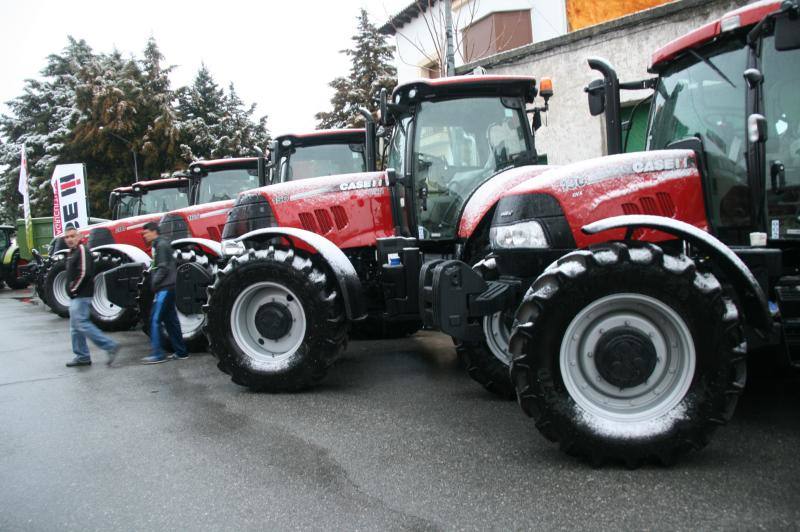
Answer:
[
  {"left": 169, "top": 353, "right": 190, "bottom": 361},
  {"left": 66, "top": 358, "right": 92, "bottom": 367}
]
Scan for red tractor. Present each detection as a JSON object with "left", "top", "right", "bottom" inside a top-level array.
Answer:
[
  {"left": 420, "top": 0, "right": 800, "bottom": 465},
  {"left": 100, "top": 128, "right": 376, "bottom": 350},
  {"left": 203, "top": 74, "right": 554, "bottom": 391},
  {"left": 43, "top": 176, "right": 192, "bottom": 318}
]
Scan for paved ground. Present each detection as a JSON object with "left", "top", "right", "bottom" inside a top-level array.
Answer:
[{"left": 1, "top": 287, "right": 799, "bottom": 531}]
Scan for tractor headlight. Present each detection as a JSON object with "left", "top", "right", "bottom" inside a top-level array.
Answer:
[
  {"left": 490, "top": 220, "right": 549, "bottom": 249},
  {"left": 221, "top": 240, "right": 246, "bottom": 257}
]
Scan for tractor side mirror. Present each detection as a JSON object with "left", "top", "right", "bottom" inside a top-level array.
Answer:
[
  {"left": 532, "top": 110, "right": 543, "bottom": 131},
  {"left": 748, "top": 113, "right": 768, "bottom": 143},
  {"left": 586, "top": 79, "right": 606, "bottom": 116},
  {"left": 379, "top": 88, "right": 388, "bottom": 126},
  {"left": 775, "top": 5, "right": 800, "bottom": 51}
]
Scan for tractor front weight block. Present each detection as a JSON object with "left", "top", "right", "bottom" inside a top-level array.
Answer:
[{"left": 420, "top": 259, "right": 520, "bottom": 342}]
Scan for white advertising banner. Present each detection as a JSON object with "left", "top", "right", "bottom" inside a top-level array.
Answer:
[{"left": 51, "top": 164, "right": 89, "bottom": 235}]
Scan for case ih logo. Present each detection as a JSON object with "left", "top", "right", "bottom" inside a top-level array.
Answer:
[
  {"left": 59, "top": 174, "right": 83, "bottom": 228},
  {"left": 338, "top": 176, "right": 388, "bottom": 191},
  {"left": 632, "top": 157, "right": 692, "bottom": 173}
]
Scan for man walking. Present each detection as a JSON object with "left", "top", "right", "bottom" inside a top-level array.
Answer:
[
  {"left": 64, "top": 226, "right": 119, "bottom": 367},
  {"left": 141, "top": 221, "right": 187, "bottom": 364}
]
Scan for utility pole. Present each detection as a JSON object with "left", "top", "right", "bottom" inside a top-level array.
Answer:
[
  {"left": 99, "top": 126, "right": 139, "bottom": 183},
  {"left": 444, "top": 0, "right": 456, "bottom": 76}
]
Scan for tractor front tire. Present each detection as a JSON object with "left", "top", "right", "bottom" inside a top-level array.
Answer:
[
  {"left": 5, "top": 251, "right": 30, "bottom": 289},
  {"left": 205, "top": 247, "right": 348, "bottom": 392},
  {"left": 456, "top": 313, "right": 517, "bottom": 400},
  {"left": 43, "top": 259, "right": 71, "bottom": 317},
  {"left": 89, "top": 252, "right": 139, "bottom": 331},
  {"left": 138, "top": 249, "right": 214, "bottom": 353},
  {"left": 509, "top": 242, "right": 747, "bottom": 467}
]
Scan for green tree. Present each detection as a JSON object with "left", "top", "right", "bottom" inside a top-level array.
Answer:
[{"left": 316, "top": 8, "right": 397, "bottom": 129}]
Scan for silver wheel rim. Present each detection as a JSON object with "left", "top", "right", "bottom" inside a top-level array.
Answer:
[
  {"left": 560, "top": 293, "right": 695, "bottom": 425},
  {"left": 483, "top": 311, "right": 512, "bottom": 366},
  {"left": 92, "top": 274, "right": 125, "bottom": 320},
  {"left": 52, "top": 270, "right": 71, "bottom": 309},
  {"left": 230, "top": 282, "right": 307, "bottom": 370}
]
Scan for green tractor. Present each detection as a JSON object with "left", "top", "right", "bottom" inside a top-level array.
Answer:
[{"left": 0, "top": 225, "right": 30, "bottom": 290}]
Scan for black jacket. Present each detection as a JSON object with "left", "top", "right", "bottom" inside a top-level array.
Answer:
[
  {"left": 150, "top": 236, "right": 176, "bottom": 292},
  {"left": 66, "top": 243, "right": 93, "bottom": 298}
]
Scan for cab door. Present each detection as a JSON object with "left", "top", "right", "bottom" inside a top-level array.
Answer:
[{"left": 762, "top": 33, "right": 800, "bottom": 239}]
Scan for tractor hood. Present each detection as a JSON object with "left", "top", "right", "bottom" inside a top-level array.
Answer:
[
  {"left": 160, "top": 199, "right": 234, "bottom": 242},
  {"left": 227, "top": 171, "right": 395, "bottom": 249},
  {"left": 494, "top": 150, "right": 708, "bottom": 248}
]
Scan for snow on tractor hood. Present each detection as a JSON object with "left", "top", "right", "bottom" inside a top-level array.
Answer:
[{"left": 497, "top": 150, "right": 709, "bottom": 248}]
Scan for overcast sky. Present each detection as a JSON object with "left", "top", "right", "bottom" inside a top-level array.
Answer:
[{"left": 0, "top": 0, "right": 409, "bottom": 137}]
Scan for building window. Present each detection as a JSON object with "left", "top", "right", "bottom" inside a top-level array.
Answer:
[{"left": 462, "top": 10, "right": 532, "bottom": 63}]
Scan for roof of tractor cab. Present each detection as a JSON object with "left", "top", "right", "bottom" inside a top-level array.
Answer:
[
  {"left": 190, "top": 157, "right": 259, "bottom": 170},
  {"left": 131, "top": 177, "right": 189, "bottom": 190},
  {"left": 0, "top": 225, "right": 13, "bottom": 231},
  {"left": 393, "top": 75, "right": 538, "bottom": 104},
  {"left": 276, "top": 128, "right": 366, "bottom": 147},
  {"left": 650, "top": 0, "right": 781, "bottom": 70}
]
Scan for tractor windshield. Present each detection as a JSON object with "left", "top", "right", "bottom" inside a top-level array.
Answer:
[
  {"left": 197, "top": 168, "right": 260, "bottom": 204},
  {"left": 410, "top": 97, "right": 530, "bottom": 239},
  {"left": 280, "top": 144, "right": 365, "bottom": 181},
  {"left": 139, "top": 187, "right": 189, "bottom": 215},
  {"left": 648, "top": 41, "right": 749, "bottom": 228},
  {"left": 113, "top": 193, "right": 139, "bottom": 219}
]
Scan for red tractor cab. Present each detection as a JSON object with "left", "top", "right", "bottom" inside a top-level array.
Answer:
[
  {"left": 422, "top": 0, "right": 800, "bottom": 465},
  {"left": 42, "top": 176, "right": 191, "bottom": 318},
  {"left": 203, "top": 74, "right": 554, "bottom": 391},
  {"left": 134, "top": 127, "right": 377, "bottom": 350}
]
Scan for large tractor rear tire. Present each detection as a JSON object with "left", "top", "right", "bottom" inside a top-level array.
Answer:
[
  {"left": 43, "top": 258, "right": 71, "bottom": 317},
  {"left": 456, "top": 310, "right": 517, "bottom": 399},
  {"left": 509, "top": 242, "right": 747, "bottom": 467},
  {"left": 5, "top": 250, "right": 30, "bottom": 289},
  {"left": 89, "top": 251, "right": 139, "bottom": 331},
  {"left": 138, "top": 249, "right": 214, "bottom": 352},
  {"left": 205, "top": 246, "right": 348, "bottom": 392}
]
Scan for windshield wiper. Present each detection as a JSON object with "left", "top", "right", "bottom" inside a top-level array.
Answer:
[{"left": 688, "top": 49, "right": 736, "bottom": 88}]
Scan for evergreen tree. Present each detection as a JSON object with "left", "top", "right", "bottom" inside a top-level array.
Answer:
[
  {"left": 316, "top": 9, "right": 397, "bottom": 129},
  {"left": 0, "top": 37, "right": 271, "bottom": 223},
  {"left": 177, "top": 69, "right": 269, "bottom": 160}
]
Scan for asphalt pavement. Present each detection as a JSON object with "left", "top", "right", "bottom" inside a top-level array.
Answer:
[{"left": 1, "top": 287, "right": 799, "bottom": 531}]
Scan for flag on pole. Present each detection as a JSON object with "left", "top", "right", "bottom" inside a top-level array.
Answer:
[{"left": 17, "top": 144, "right": 33, "bottom": 249}]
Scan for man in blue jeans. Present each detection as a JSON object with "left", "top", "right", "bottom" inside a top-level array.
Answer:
[
  {"left": 141, "top": 221, "right": 187, "bottom": 364},
  {"left": 64, "top": 226, "right": 119, "bottom": 367}
]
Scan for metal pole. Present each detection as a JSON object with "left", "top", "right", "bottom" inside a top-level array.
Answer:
[
  {"left": 444, "top": 0, "right": 456, "bottom": 77},
  {"left": 132, "top": 149, "right": 139, "bottom": 183}
]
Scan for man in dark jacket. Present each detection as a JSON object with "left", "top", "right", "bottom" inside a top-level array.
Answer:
[
  {"left": 64, "top": 226, "right": 119, "bottom": 367},
  {"left": 141, "top": 221, "right": 187, "bottom": 364}
]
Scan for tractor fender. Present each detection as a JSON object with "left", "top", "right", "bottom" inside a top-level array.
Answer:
[
  {"left": 170, "top": 238, "right": 222, "bottom": 258},
  {"left": 2, "top": 243, "right": 18, "bottom": 266},
  {"left": 583, "top": 214, "right": 771, "bottom": 334},
  {"left": 233, "top": 227, "right": 366, "bottom": 321},
  {"left": 91, "top": 244, "right": 151, "bottom": 265}
]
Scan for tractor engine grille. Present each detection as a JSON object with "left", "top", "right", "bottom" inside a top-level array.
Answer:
[
  {"left": 298, "top": 207, "right": 349, "bottom": 235},
  {"left": 621, "top": 193, "right": 676, "bottom": 217},
  {"left": 222, "top": 193, "right": 275, "bottom": 240},
  {"left": 159, "top": 214, "right": 189, "bottom": 242}
]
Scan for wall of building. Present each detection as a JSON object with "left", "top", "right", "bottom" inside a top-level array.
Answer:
[
  {"left": 456, "top": 0, "right": 747, "bottom": 165},
  {"left": 391, "top": 0, "right": 567, "bottom": 82}
]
